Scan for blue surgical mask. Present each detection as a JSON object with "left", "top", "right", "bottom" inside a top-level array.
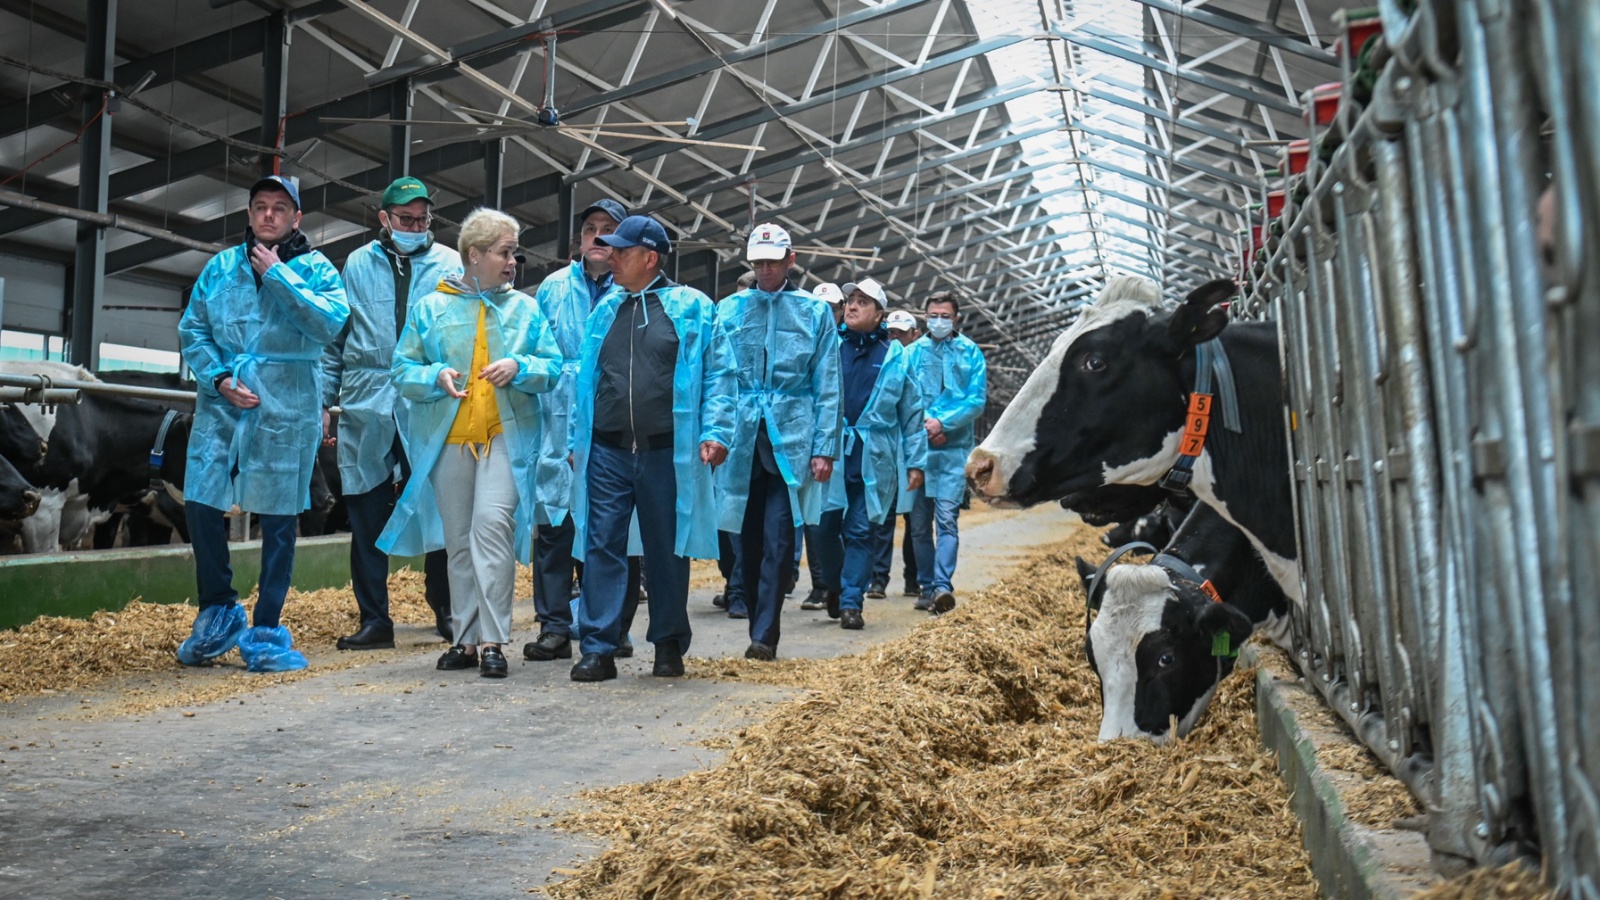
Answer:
[
  {"left": 926, "top": 316, "right": 955, "bottom": 339},
  {"left": 389, "top": 229, "right": 430, "bottom": 253}
]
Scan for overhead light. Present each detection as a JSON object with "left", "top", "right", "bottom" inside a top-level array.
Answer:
[{"left": 651, "top": 0, "right": 678, "bottom": 21}]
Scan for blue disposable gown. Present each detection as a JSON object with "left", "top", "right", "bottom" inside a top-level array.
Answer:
[
  {"left": 321, "top": 238, "right": 462, "bottom": 496},
  {"left": 377, "top": 282, "right": 562, "bottom": 562},
  {"left": 907, "top": 333, "right": 988, "bottom": 502},
  {"left": 710, "top": 286, "right": 843, "bottom": 531},
  {"left": 531, "top": 260, "right": 610, "bottom": 527},
  {"left": 179, "top": 243, "right": 350, "bottom": 516},
  {"left": 568, "top": 280, "right": 732, "bottom": 562},
  {"left": 824, "top": 338, "right": 928, "bottom": 523}
]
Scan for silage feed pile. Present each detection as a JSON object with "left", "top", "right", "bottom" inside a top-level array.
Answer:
[{"left": 547, "top": 529, "right": 1321, "bottom": 899}]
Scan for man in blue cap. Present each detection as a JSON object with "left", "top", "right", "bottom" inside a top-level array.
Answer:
[
  {"left": 322, "top": 176, "right": 462, "bottom": 650},
  {"left": 566, "top": 215, "right": 733, "bottom": 681},
  {"left": 177, "top": 174, "right": 349, "bottom": 672},
  {"left": 522, "top": 197, "right": 627, "bottom": 664}
]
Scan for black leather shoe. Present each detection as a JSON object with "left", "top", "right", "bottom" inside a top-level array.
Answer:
[
  {"left": 744, "top": 642, "right": 776, "bottom": 662},
  {"left": 653, "top": 643, "right": 684, "bottom": 677},
  {"left": 727, "top": 607, "right": 748, "bottom": 620},
  {"left": 337, "top": 623, "right": 395, "bottom": 651},
  {"left": 913, "top": 590, "right": 935, "bottom": 611},
  {"left": 799, "top": 588, "right": 827, "bottom": 610},
  {"left": 615, "top": 638, "right": 634, "bottom": 659},
  {"left": 522, "top": 631, "right": 572, "bottom": 661},
  {"left": 902, "top": 581, "right": 921, "bottom": 598},
  {"left": 825, "top": 588, "right": 841, "bottom": 620},
  {"left": 479, "top": 645, "right": 508, "bottom": 678},
  {"left": 866, "top": 580, "right": 888, "bottom": 599},
  {"left": 712, "top": 590, "right": 727, "bottom": 609},
  {"left": 570, "top": 652, "right": 617, "bottom": 682},
  {"left": 437, "top": 645, "right": 477, "bottom": 671},
  {"left": 840, "top": 609, "right": 864, "bottom": 630},
  {"left": 931, "top": 590, "right": 957, "bottom": 615}
]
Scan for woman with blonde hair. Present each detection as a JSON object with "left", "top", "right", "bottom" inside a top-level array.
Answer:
[{"left": 379, "top": 208, "right": 562, "bottom": 678}]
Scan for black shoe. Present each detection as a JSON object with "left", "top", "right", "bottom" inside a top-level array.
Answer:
[
  {"left": 570, "top": 652, "right": 617, "bottom": 682},
  {"left": 826, "top": 588, "right": 841, "bottom": 620},
  {"left": 840, "top": 609, "right": 864, "bottom": 630},
  {"left": 913, "top": 590, "right": 935, "bottom": 611},
  {"left": 902, "top": 581, "right": 922, "bottom": 598},
  {"left": 932, "top": 590, "right": 956, "bottom": 615},
  {"left": 336, "top": 623, "right": 395, "bottom": 651},
  {"left": 712, "top": 591, "right": 727, "bottom": 610},
  {"left": 615, "top": 638, "right": 634, "bottom": 659},
  {"left": 727, "top": 607, "right": 749, "bottom": 620},
  {"left": 522, "top": 631, "right": 572, "bottom": 660},
  {"left": 480, "top": 645, "right": 508, "bottom": 678},
  {"left": 866, "top": 580, "right": 888, "bottom": 599},
  {"left": 799, "top": 588, "right": 827, "bottom": 610},
  {"left": 744, "top": 642, "right": 776, "bottom": 662},
  {"left": 653, "top": 643, "right": 684, "bottom": 677},
  {"left": 436, "top": 644, "right": 477, "bottom": 671}
]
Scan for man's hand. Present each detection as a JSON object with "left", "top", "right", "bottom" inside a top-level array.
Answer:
[
  {"left": 811, "top": 456, "right": 834, "bottom": 482},
  {"left": 906, "top": 468, "right": 925, "bottom": 492},
  {"left": 930, "top": 432, "right": 948, "bottom": 448},
  {"left": 248, "top": 242, "right": 282, "bottom": 276},
  {"left": 321, "top": 407, "right": 335, "bottom": 447},
  {"left": 217, "top": 376, "right": 261, "bottom": 410},
  {"left": 480, "top": 358, "right": 518, "bottom": 387},
  {"left": 567, "top": 452, "right": 575, "bottom": 471},
  {"left": 923, "top": 416, "right": 944, "bottom": 438},
  {"left": 437, "top": 368, "right": 467, "bottom": 398},
  {"left": 700, "top": 441, "right": 728, "bottom": 468}
]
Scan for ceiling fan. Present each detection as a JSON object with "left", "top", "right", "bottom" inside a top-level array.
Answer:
[{"left": 319, "top": 33, "right": 764, "bottom": 161}]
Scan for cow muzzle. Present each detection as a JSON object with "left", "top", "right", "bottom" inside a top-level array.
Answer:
[
  {"left": 965, "top": 448, "right": 1008, "bottom": 501},
  {"left": 19, "top": 490, "right": 41, "bottom": 518}
]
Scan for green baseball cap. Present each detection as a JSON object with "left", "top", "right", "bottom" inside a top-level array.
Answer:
[{"left": 381, "top": 177, "right": 433, "bottom": 208}]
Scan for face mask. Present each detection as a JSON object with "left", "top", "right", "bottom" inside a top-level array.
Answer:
[
  {"left": 926, "top": 316, "right": 954, "bottom": 339},
  {"left": 389, "top": 229, "right": 430, "bottom": 253}
]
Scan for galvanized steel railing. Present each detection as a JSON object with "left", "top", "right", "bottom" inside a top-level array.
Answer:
[{"left": 1239, "top": 0, "right": 1597, "bottom": 892}]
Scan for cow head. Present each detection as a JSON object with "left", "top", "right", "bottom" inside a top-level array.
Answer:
[
  {"left": 1077, "top": 559, "right": 1253, "bottom": 743},
  {"left": 966, "top": 277, "right": 1235, "bottom": 506}
]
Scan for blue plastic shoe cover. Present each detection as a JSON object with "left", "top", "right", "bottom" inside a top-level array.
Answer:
[
  {"left": 238, "top": 625, "right": 309, "bottom": 673},
  {"left": 176, "top": 603, "right": 248, "bottom": 666}
]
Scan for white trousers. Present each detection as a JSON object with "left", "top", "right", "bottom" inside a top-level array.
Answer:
[{"left": 430, "top": 436, "right": 518, "bottom": 646}]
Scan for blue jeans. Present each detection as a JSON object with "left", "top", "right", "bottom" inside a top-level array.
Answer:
[
  {"left": 577, "top": 441, "right": 690, "bottom": 657},
  {"left": 805, "top": 510, "right": 843, "bottom": 592},
  {"left": 186, "top": 501, "right": 297, "bottom": 628},
  {"left": 869, "top": 510, "right": 896, "bottom": 584},
  {"left": 839, "top": 480, "right": 876, "bottom": 611},
  {"left": 908, "top": 492, "right": 961, "bottom": 594},
  {"left": 740, "top": 461, "right": 795, "bottom": 648},
  {"left": 343, "top": 480, "right": 396, "bottom": 629}
]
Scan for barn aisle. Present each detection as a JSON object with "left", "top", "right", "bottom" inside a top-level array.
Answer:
[{"left": 0, "top": 503, "right": 1074, "bottom": 898}]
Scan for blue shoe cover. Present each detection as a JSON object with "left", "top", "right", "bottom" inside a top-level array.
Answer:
[
  {"left": 238, "top": 625, "right": 309, "bottom": 673},
  {"left": 176, "top": 604, "right": 248, "bottom": 666}
]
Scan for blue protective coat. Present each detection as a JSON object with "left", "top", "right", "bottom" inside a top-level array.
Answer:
[
  {"left": 823, "top": 338, "right": 928, "bottom": 523},
  {"left": 907, "top": 332, "right": 988, "bottom": 501},
  {"left": 568, "top": 279, "right": 732, "bottom": 562},
  {"left": 531, "top": 260, "right": 611, "bottom": 527},
  {"left": 321, "top": 238, "right": 462, "bottom": 495},
  {"left": 179, "top": 243, "right": 350, "bottom": 516},
  {"left": 710, "top": 286, "right": 842, "bottom": 531},
  {"left": 376, "top": 282, "right": 562, "bottom": 562}
]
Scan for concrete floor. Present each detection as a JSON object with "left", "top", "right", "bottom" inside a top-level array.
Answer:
[{"left": 0, "top": 503, "right": 1074, "bottom": 899}]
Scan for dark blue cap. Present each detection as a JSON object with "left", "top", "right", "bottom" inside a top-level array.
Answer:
[
  {"left": 249, "top": 174, "right": 301, "bottom": 210},
  {"left": 597, "top": 215, "right": 671, "bottom": 255},
  {"left": 578, "top": 198, "right": 628, "bottom": 228}
]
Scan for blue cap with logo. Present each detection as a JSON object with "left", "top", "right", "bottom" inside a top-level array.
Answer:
[
  {"left": 597, "top": 215, "right": 671, "bottom": 255},
  {"left": 578, "top": 198, "right": 629, "bottom": 228},
  {"left": 249, "top": 174, "right": 301, "bottom": 210}
]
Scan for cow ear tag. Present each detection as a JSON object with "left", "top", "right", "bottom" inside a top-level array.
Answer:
[{"left": 1211, "top": 632, "right": 1238, "bottom": 658}]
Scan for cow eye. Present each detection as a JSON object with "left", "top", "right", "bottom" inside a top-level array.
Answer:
[
  {"left": 1080, "top": 353, "right": 1107, "bottom": 373},
  {"left": 1157, "top": 652, "right": 1175, "bottom": 669}
]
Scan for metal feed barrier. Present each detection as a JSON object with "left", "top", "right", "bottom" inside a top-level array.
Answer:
[{"left": 1239, "top": 0, "right": 1598, "bottom": 892}]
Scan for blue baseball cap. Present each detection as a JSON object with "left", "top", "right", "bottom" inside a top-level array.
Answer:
[
  {"left": 249, "top": 174, "right": 301, "bottom": 210},
  {"left": 597, "top": 215, "right": 671, "bottom": 255},
  {"left": 578, "top": 198, "right": 628, "bottom": 228}
]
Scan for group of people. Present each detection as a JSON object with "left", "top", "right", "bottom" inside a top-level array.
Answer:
[{"left": 172, "top": 173, "right": 987, "bottom": 683}]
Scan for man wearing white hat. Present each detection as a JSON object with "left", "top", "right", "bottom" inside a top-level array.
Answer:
[
  {"left": 710, "top": 224, "right": 842, "bottom": 660},
  {"left": 874, "top": 308, "right": 924, "bottom": 597}
]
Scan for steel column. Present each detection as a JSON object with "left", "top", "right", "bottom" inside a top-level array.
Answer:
[{"left": 67, "top": 0, "right": 115, "bottom": 368}]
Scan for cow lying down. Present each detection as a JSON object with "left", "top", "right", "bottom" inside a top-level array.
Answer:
[{"left": 1075, "top": 503, "right": 1291, "bottom": 743}]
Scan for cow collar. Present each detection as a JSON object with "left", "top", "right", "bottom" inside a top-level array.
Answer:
[
  {"left": 1084, "top": 540, "right": 1235, "bottom": 657},
  {"left": 1158, "top": 338, "right": 1243, "bottom": 493},
  {"left": 1085, "top": 541, "right": 1158, "bottom": 634}
]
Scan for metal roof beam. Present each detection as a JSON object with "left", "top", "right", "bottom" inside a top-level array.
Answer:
[
  {"left": 1054, "top": 29, "right": 1299, "bottom": 116},
  {"left": 1076, "top": 125, "right": 1258, "bottom": 191},
  {"left": 1132, "top": 0, "right": 1337, "bottom": 65}
]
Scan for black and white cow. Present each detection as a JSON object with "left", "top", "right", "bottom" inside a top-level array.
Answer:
[
  {"left": 1, "top": 403, "right": 47, "bottom": 466},
  {"left": 965, "top": 275, "right": 1300, "bottom": 605},
  {"left": 1075, "top": 503, "right": 1291, "bottom": 742},
  {"left": 0, "top": 451, "right": 40, "bottom": 521}
]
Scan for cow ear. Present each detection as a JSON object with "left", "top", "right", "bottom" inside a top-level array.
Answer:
[
  {"left": 1167, "top": 278, "right": 1236, "bottom": 347},
  {"left": 1195, "top": 600, "right": 1253, "bottom": 658},
  {"left": 1074, "top": 555, "right": 1098, "bottom": 592}
]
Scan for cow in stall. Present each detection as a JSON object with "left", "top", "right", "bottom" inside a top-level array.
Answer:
[
  {"left": 1, "top": 403, "right": 48, "bottom": 466},
  {"left": 90, "top": 370, "right": 196, "bottom": 548},
  {"left": 1074, "top": 502, "right": 1291, "bottom": 742},
  {"left": 0, "top": 452, "right": 41, "bottom": 523},
  {"left": 964, "top": 275, "right": 1299, "bottom": 604}
]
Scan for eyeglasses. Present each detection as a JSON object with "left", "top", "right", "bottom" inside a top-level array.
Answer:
[{"left": 387, "top": 212, "right": 433, "bottom": 229}]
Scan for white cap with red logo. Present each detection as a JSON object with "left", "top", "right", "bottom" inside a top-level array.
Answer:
[{"left": 746, "top": 223, "right": 793, "bottom": 261}]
